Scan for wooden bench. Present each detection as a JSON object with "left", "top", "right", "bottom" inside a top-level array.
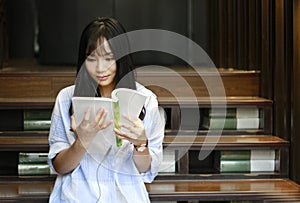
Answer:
[{"left": 0, "top": 179, "right": 299, "bottom": 202}]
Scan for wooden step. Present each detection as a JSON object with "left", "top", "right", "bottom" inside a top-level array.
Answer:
[
  {"left": 0, "top": 63, "right": 260, "bottom": 98},
  {"left": 0, "top": 133, "right": 289, "bottom": 178},
  {"left": 147, "top": 179, "right": 300, "bottom": 202},
  {"left": 0, "top": 178, "right": 299, "bottom": 202},
  {"left": 0, "top": 96, "right": 272, "bottom": 109},
  {"left": 0, "top": 133, "right": 288, "bottom": 151},
  {"left": 163, "top": 134, "right": 289, "bottom": 149}
]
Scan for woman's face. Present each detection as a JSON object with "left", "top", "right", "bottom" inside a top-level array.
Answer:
[{"left": 85, "top": 38, "right": 117, "bottom": 89}]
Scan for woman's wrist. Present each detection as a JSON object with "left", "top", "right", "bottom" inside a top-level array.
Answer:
[{"left": 134, "top": 140, "right": 148, "bottom": 152}]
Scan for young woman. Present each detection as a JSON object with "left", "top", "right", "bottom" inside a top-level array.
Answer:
[{"left": 48, "top": 17, "right": 164, "bottom": 202}]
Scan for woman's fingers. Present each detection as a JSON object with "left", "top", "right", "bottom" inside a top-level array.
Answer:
[
  {"left": 114, "top": 128, "right": 133, "bottom": 142},
  {"left": 93, "top": 108, "right": 105, "bottom": 127},
  {"left": 70, "top": 115, "right": 77, "bottom": 131},
  {"left": 119, "top": 123, "right": 137, "bottom": 134},
  {"left": 123, "top": 115, "right": 142, "bottom": 127},
  {"left": 97, "top": 110, "right": 107, "bottom": 126},
  {"left": 100, "top": 120, "right": 113, "bottom": 130},
  {"left": 84, "top": 106, "right": 92, "bottom": 121}
]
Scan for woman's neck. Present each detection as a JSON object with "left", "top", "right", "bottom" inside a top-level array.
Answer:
[{"left": 98, "top": 85, "right": 115, "bottom": 98}]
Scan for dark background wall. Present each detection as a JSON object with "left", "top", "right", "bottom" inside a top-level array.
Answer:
[{"left": 5, "top": 0, "right": 209, "bottom": 66}]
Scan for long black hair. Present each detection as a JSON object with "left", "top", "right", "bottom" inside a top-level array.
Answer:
[
  {"left": 70, "top": 17, "right": 145, "bottom": 119},
  {"left": 76, "top": 17, "right": 136, "bottom": 90}
]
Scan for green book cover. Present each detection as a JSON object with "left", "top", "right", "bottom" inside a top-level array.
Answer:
[
  {"left": 18, "top": 163, "right": 51, "bottom": 175},
  {"left": 203, "top": 108, "right": 237, "bottom": 118},
  {"left": 202, "top": 116, "right": 237, "bottom": 130},
  {"left": 23, "top": 120, "right": 51, "bottom": 131},
  {"left": 19, "top": 152, "right": 48, "bottom": 164},
  {"left": 202, "top": 116, "right": 260, "bottom": 130},
  {"left": 220, "top": 160, "right": 250, "bottom": 172},
  {"left": 220, "top": 150, "right": 251, "bottom": 161},
  {"left": 24, "top": 109, "right": 52, "bottom": 120},
  {"left": 113, "top": 100, "right": 122, "bottom": 147},
  {"left": 203, "top": 107, "right": 259, "bottom": 118}
]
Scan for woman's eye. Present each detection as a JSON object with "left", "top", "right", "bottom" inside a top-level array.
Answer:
[
  {"left": 105, "top": 57, "right": 114, "bottom": 62},
  {"left": 86, "top": 56, "right": 97, "bottom": 62}
]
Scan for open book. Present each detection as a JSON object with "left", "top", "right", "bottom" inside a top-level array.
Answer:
[{"left": 72, "top": 88, "right": 147, "bottom": 147}]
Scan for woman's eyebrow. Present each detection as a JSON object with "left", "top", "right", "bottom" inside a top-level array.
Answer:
[
  {"left": 103, "top": 52, "right": 114, "bottom": 56},
  {"left": 95, "top": 49, "right": 114, "bottom": 56}
]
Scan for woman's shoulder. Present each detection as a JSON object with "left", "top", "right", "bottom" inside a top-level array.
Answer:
[
  {"left": 56, "top": 85, "right": 75, "bottom": 101},
  {"left": 135, "top": 82, "right": 159, "bottom": 108},
  {"left": 135, "top": 82, "right": 157, "bottom": 98}
]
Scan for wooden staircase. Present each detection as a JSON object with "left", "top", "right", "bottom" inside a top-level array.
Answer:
[{"left": 0, "top": 65, "right": 299, "bottom": 202}]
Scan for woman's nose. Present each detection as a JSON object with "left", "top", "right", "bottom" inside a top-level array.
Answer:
[{"left": 96, "top": 59, "right": 104, "bottom": 72}]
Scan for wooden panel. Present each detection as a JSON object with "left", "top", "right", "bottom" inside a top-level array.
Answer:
[
  {"left": 136, "top": 67, "right": 260, "bottom": 97},
  {"left": 51, "top": 76, "right": 74, "bottom": 97},
  {"left": 291, "top": 0, "right": 300, "bottom": 184},
  {"left": 163, "top": 135, "right": 289, "bottom": 149},
  {"left": 0, "top": 66, "right": 260, "bottom": 98},
  {"left": 273, "top": 0, "right": 289, "bottom": 141},
  {"left": 0, "top": 96, "right": 272, "bottom": 109},
  {"left": 147, "top": 179, "right": 300, "bottom": 201},
  {"left": 0, "top": 76, "right": 52, "bottom": 98},
  {"left": 0, "top": 0, "right": 8, "bottom": 69},
  {"left": 0, "top": 97, "right": 54, "bottom": 109},
  {"left": 0, "top": 179, "right": 299, "bottom": 201},
  {"left": 260, "top": 0, "right": 273, "bottom": 98},
  {"left": 0, "top": 75, "right": 73, "bottom": 98},
  {"left": 208, "top": 0, "right": 261, "bottom": 70},
  {"left": 0, "top": 134, "right": 287, "bottom": 151}
]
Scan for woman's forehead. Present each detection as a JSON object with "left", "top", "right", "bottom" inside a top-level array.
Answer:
[{"left": 88, "top": 38, "right": 113, "bottom": 56}]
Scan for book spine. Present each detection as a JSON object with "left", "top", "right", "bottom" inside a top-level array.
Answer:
[
  {"left": 158, "top": 150, "right": 176, "bottom": 173},
  {"left": 251, "top": 149, "right": 275, "bottom": 160},
  {"left": 113, "top": 100, "right": 122, "bottom": 147},
  {"left": 202, "top": 117, "right": 260, "bottom": 130},
  {"left": 250, "top": 159, "right": 275, "bottom": 172},
  {"left": 220, "top": 150, "right": 275, "bottom": 160},
  {"left": 236, "top": 107, "right": 259, "bottom": 118},
  {"left": 220, "top": 150, "right": 251, "bottom": 160},
  {"left": 218, "top": 149, "right": 276, "bottom": 172},
  {"left": 203, "top": 108, "right": 237, "bottom": 118},
  {"left": 18, "top": 163, "right": 51, "bottom": 175},
  {"left": 202, "top": 116, "right": 237, "bottom": 130},
  {"left": 23, "top": 109, "right": 52, "bottom": 120},
  {"left": 236, "top": 118, "right": 260, "bottom": 129},
  {"left": 203, "top": 107, "right": 259, "bottom": 118},
  {"left": 220, "top": 160, "right": 250, "bottom": 172},
  {"left": 19, "top": 152, "right": 48, "bottom": 164},
  {"left": 23, "top": 120, "right": 51, "bottom": 131}
]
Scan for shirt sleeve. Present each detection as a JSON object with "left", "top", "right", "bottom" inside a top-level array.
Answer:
[
  {"left": 141, "top": 95, "right": 165, "bottom": 183},
  {"left": 48, "top": 89, "right": 74, "bottom": 172}
]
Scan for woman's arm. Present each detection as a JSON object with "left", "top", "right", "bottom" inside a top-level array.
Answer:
[
  {"left": 52, "top": 108, "right": 112, "bottom": 175},
  {"left": 114, "top": 115, "right": 152, "bottom": 173},
  {"left": 52, "top": 138, "right": 87, "bottom": 175},
  {"left": 132, "top": 143, "right": 151, "bottom": 173}
]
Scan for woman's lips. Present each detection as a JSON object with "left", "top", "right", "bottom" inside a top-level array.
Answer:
[{"left": 97, "top": 75, "right": 109, "bottom": 81}]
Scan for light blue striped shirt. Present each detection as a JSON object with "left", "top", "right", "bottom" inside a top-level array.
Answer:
[{"left": 48, "top": 83, "right": 164, "bottom": 203}]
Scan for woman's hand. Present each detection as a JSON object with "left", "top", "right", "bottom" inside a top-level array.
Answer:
[
  {"left": 113, "top": 115, "right": 147, "bottom": 146},
  {"left": 71, "top": 107, "right": 112, "bottom": 148}
]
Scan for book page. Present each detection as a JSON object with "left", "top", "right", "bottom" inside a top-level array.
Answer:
[
  {"left": 112, "top": 88, "right": 147, "bottom": 138},
  {"left": 72, "top": 97, "right": 115, "bottom": 151}
]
